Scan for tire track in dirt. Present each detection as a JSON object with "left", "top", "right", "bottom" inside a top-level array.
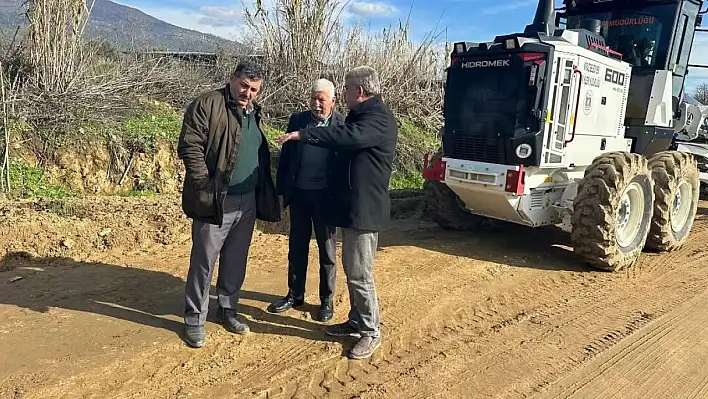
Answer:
[
  {"left": 192, "top": 226, "right": 585, "bottom": 397},
  {"left": 5, "top": 211, "right": 708, "bottom": 399},
  {"left": 225, "top": 270, "right": 595, "bottom": 397},
  {"left": 177, "top": 248, "right": 479, "bottom": 398},
  {"left": 192, "top": 250, "right": 507, "bottom": 398},
  {"left": 536, "top": 287, "right": 708, "bottom": 399},
  {"left": 400, "top": 225, "right": 708, "bottom": 399},
  {"left": 246, "top": 217, "right": 708, "bottom": 399},
  {"left": 13, "top": 244, "right": 495, "bottom": 399}
]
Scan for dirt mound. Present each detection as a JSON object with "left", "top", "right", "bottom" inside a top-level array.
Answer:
[
  {"left": 0, "top": 190, "right": 428, "bottom": 261},
  {"left": 0, "top": 196, "right": 191, "bottom": 260}
]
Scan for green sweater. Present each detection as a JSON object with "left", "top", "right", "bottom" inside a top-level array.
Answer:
[{"left": 228, "top": 107, "right": 262, "bottom": 195}]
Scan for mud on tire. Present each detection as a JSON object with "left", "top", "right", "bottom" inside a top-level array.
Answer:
[
  {"left": 571, "top": 152, "right": 655, "bottom": 271},
  {"left": 645, "top": 151, "right": 699, "bottom": 252},
  {"left": 423, "top": 152, "right": 484, "bottom": 231}
]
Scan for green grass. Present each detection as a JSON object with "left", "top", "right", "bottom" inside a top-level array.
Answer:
[
  {"left": 391, "top": 118, "right": 437, "bottom": 190},
  {"left": 119, "top": 103, "right": 183, "bottom": 154},
  {"left": 6, "top": 104, "right": 434, "bottom": 198},
  {"left": 8, "top": 158, "right": 71, "bottom": 198},
  {"left": 262, "top": 124, "right": 284, "bottom": 148},
  {"left": 124, "top": 103, "right": 183, "bottom": 142},
  {"left": 125, "top": 189, "right": 158, "bottom": 197},
  {"left": 390, "top": 169, "right": 425, "bottom": 189}
]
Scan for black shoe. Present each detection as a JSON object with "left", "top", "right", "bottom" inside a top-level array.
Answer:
[
  {"left": 317, "top": 300, "right": 334, "bottom": 322},
  {"left": 324, "top": 321, "right": 361, "bottom": 338},
  {"left": 184, "top": 325, "right": 205, "bottom": 348},
  {"left": 267, "top": 294, "right": 305, "bottom": 313},
  {"left": 217, "top": 306, "right": 250, "bottom": 334}
]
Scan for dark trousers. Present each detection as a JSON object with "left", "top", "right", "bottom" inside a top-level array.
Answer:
[{"left": 287, "top": 188, "right": 337, "bottom": 302}]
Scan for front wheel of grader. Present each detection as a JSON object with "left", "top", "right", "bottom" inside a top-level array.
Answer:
[{"left": 570, "top": 152, "right": 655, "bottom": 272}]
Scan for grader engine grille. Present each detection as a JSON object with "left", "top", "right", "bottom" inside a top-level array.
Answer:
[
  {"left": 448, "top": 134, "right": 503, "bottom": 164},
  {"left": 442, "top": 48, "right": 549, "bottom": 167}
]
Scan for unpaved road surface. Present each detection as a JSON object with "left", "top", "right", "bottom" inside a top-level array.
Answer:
[{"left": 1, "top": 195, "right": 708, "bottom": 398}]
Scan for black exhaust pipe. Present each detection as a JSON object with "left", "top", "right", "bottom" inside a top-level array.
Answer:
[
  {"left": 580, "top": 18, "right": 602, "bottom": 35},
  {"left": 524, "top": 0, "right": 555, "bottom": 36}
]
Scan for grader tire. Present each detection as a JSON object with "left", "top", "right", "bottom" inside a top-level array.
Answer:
[
  {"left": 645, "top": 151, "right": 699, "bottom": 252},
  {"left": 571, "top": 152, "right": 655, "bottom": 272},
  {"left": 422, "top": 152, "right": 484, "bottom": 231}
]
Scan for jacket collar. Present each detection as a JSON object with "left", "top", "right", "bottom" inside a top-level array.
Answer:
[
  {"left": 309, "top": 109, "right": 344, "bottom": 124},
  {"left": 348, "top": 94, "right": 382, "bottom": 116},
  {"left": 309, "top": 110, "right": 330, "bottom": 124},
  {"left": 224, "top": 83, "right": 262, "bottom": 116}
]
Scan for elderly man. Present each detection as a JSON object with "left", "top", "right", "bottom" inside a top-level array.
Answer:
[
  {"left": 277, "top": 66, "right": 398, "bottom": 359},
  {"left": 269, "top": 79, "right": 344, "bottom": 322},
  {"left": 177, "top": 60, "right": 280, "bottom": 348}
]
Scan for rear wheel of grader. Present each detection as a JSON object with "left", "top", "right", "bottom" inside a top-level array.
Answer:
[
  {"left": 645, "top": 151, "right": 700, "bottom": 252},
  {"left": 571, "top": 152, "right": 655, "bottom": 271},
  {"left": 423, "top": 152, "right": 485, "bottom": 231}
]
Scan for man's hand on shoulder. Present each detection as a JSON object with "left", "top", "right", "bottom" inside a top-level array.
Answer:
[{"left": 276, "top": 131, "right": 300, "bottom": 145}]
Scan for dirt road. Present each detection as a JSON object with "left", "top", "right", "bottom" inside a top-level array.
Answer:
[{"left": 1, "top": 195, "right": 707, "bottom": 398}]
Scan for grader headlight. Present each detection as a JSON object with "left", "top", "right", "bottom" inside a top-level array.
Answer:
[
  {"left": 504, "top": 38, "right": 517, "bottom": 50},
  {"left": 515, "top": 143, "right": 533, "bottom": 159}
]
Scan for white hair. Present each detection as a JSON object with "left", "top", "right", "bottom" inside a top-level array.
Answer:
[
  {"left": 311, "top": 78, "right": 336, "bottom": 100},
  {"left": 345, "top": 66, "right": 380, "bottom": 96}
]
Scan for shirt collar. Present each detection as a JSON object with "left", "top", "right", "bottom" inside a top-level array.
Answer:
[{"left": 312, "top": 110, "right": 332, "bottom": 123}]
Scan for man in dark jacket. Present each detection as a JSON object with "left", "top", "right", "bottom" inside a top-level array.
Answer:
[
  {"left": 177, "top": 60, "right": 280, "bottom": 349},
  {"left": 277, "top": 66, "right": 398, "bottom": 359},
  {"left": 268, "top": 79, "right": 344, "bottom": 322}
]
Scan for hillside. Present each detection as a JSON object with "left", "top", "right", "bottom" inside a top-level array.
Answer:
[{"left": 0, "top": 0, "right": 242, "bottom": 52}]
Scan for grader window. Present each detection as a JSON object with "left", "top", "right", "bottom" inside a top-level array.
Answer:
[{"left": 566, "top": 4, "right": 675, "bottom": 69}]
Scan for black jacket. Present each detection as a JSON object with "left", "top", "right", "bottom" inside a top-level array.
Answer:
[
  {"left": 275, "top": 110, "right": 345, "bottom": 207},
  {"left": 177, "top": 85, "right": 281, "bottom": 226},
  {"left": 299, "top": 95, "right": 398, "bottom": 231}
]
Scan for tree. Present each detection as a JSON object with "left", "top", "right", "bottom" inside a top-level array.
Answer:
[{"left": 693, "top": 82, "right": 708, "bottom": 104}]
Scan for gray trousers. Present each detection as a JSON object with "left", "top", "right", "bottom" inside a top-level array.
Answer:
[
  {"left": 342, "top": 228, "right": 380, "bottom": 338},
  {"left": 184, "top": 191, "right": 257, "bottom": 326}
]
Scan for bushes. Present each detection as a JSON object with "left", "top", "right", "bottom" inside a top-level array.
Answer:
[
  {"left": 242, "top": 0, "right": 445, "bottom": 128},
  {"left": 0, "top": 0, "right": 449, "bottom": 195}
]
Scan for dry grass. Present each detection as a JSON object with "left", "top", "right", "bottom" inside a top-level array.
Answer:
[
  {"left": 0, "top": 64, "right": 12, "bottom": 191},
  {"left": 244, "top": 0, "right": 447, "bottom": 128},
  {"left": 243, "top": 0, "right": 447, "bottom": 173},
  {"left": 25, "top": 0, "right": 94, "bottom": 93}
]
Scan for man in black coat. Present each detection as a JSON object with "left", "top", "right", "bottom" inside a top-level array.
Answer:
[
  {"left": 277, "top": 66, "right": 398, "bottom": 360},
  {"left": 268, "top": 79, "right": 344, "bottom": 322}
]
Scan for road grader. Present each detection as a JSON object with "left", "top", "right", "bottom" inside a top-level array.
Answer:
[{"left": 423, "top": 0, "right": 708, "bottom": 271}]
